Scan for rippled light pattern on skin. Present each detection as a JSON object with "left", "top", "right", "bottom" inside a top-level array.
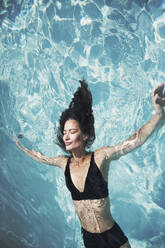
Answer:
[{"left": 0, "top": 1, "right": 165, "bottom": 248}]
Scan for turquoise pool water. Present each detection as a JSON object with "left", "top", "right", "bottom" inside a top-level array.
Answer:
[{"left": 0, "top": 0, "right": 165, "bottom": 247}]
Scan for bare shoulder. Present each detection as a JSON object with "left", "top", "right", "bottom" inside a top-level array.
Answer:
[
  {"left": 51, "top": 155, "right": 69, "bottom": 171},
  {"left": 94, "top": 146, "right": 116, "bottom": 165}
]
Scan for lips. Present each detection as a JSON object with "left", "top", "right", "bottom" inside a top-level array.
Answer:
[{"left": 65, "top": 142, "right": 72, "bottom": 146}]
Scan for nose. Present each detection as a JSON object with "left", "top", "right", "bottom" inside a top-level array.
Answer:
[{"left": 64, "top": 132, "right": 70, "bottom": 141}]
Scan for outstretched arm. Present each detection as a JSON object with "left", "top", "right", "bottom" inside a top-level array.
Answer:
[
  {"left": 103, "top": 84, "right": 165, "bottom": 160},
  {"left": 15, "top": 138, "right": 67, "bottom": 170}
]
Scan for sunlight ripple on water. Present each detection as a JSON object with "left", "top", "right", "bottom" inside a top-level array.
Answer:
[{"left": 0, "top": 1, "right": 165, "bottom": 247}]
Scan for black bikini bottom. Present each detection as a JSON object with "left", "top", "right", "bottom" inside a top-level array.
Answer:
[{"left": 81, "top": 222, "right": 128, "bottom": 248}]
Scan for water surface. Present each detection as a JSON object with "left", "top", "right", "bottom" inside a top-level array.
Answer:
[{"left": 0, "top": 1, "right": 165, "bottom": 247}]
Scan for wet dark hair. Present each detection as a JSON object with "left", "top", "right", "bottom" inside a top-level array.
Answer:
[{"left": 56, "top": 80, "right": 95, "bottom": 153}]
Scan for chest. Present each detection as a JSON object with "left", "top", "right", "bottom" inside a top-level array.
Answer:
[
  {"left": 68, "top": 156, "right": 108, "bottom": 193},
  {"left": 70, "top": 160, "right": 91, "bottom": 192},
  {"left": 65, "top": 153, "right": 109, "bottom": 200}
]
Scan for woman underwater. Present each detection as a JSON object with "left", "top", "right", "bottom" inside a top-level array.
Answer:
[{"left": 16, "top": 80, "right": 165, "bottom": 248}]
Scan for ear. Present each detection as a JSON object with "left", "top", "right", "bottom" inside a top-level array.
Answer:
[{"left": 83, "top": 134, "right": 88, "bottom": 141}]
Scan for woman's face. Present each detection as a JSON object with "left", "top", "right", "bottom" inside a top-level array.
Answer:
[{"left": 63, "top": 119, "right": 87, "bottom": 152}]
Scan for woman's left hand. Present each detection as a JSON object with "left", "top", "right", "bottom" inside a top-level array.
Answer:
[{"left": 152, "top": 84, "right": 165, "bottom": 117}]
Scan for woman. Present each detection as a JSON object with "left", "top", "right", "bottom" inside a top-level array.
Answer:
[{"left": 16, "top": 80, "right": 165, "bottom": 248}]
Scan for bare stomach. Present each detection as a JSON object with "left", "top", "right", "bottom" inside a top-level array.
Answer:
[{"left": 73, "top": 197, "right": 114, "bottom": 233}]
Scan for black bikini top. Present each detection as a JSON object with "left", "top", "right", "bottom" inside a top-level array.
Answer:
[{"left": 64, "top": 152, "right": 108, "bottom": 201}]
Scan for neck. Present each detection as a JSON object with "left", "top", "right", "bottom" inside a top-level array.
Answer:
[
  {"left": 71, "top": 148, "right": 87, "bottom": 167},
  {"left": 72, "top": 149, "right": 87, "bottom": 159}
]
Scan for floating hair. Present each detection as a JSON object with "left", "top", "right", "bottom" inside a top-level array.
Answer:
[
  {"left": 69, "top": 79, "right": 92, "bottom": 116},
  {"left": 55, "top": 80, "right": 95, "bottom": 153}
]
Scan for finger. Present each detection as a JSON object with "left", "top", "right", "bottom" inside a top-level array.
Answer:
[
  {"left": 156, "top": 96, "right": 165, "bottom": 106},
  {"left": 154, "top": 84, "right": 164, "bottom": 97},
  {"left": 18, "top": 133, "right": 23, "bottom": 139}
]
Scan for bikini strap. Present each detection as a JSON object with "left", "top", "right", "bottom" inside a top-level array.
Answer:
[
  {"left": 91, "top": 151, "right": 94, "bottom": 162},
  {"left": 65, "top": 156, "right": 71, "bottom": 174}
]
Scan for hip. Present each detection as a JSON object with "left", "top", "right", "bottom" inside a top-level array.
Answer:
[{"left": 81, "top": 222, "right": 128, "bottom": 248}]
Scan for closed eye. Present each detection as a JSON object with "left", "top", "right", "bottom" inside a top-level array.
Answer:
[{"left": 63, "top": 129, "right": 78, "bottom": 135}]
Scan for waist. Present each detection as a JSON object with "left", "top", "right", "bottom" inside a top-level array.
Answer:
[
  {"left": 81, "top": 221, "right": 116, "bottom": 235},
  {"left": 81, "top": 219, "right": 115, "bottom": 234}
]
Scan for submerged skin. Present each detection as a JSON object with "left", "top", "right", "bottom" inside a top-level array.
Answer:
[{"left": 15, "top": 84, "right": 165, "bottom": 248}]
